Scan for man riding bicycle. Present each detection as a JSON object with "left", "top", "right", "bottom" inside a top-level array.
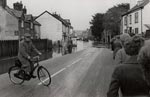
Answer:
[{"left": 17, "top": 33, "right": 42, "bottom": 78}]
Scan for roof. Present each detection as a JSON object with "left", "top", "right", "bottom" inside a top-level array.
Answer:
[
  {"left": 34, "top": 10, "right": 70, "bottom": 27},
  {"left": 5, "top": 6, "right": 23, "bottom": 18},
  {"left": 25, "top": 14, "right": 32, "bottom": 21},
  {"left": 33, "top": 21, "right": 41, "bottom": 26},
  {"left": 144, "top": 24, "right": 150, "bottom": 29},
  {"left": 122, "top": 0, "right": 149, "bottom": 16}
]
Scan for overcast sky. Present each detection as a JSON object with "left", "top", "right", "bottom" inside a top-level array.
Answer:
[{"left": 7, "top": 0, "right": 137, "bottom": 30}]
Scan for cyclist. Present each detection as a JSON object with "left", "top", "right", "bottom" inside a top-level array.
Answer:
[{"left": 17, "top": 33, "right": 42, "bottom": 78}]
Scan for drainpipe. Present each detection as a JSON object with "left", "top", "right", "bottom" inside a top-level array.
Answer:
[{"left": 141, "top": 8, "right": 143, "bottom": 34}]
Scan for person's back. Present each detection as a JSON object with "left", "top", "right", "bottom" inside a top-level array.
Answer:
[
  {"left": 115, "top": 48, "right": 130, "bottom": 65},
  {"left": 117, "top": 61, "right": 149, "bottom": 96},
  {"left": 107, "top": 57, "right": 150, "bottom": 97},
  {"left": 113, "top": 39, "right": 122, "bottom": 59}
]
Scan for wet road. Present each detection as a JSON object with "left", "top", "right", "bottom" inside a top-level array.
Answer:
[
  {"left": 52, "top": 41, "right": 93, "bottom": 57},
  {"left": 0, "top": 45, "right": 115, "bottom": 97}
]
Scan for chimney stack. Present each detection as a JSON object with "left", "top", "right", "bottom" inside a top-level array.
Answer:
[
  {"left": 13, "top": 1, "right": 23, "bottom": 11},
  {"left": 137, "top": 0, "right": 144, "bottom": 5},
  {"left": 0, "top": 0, "right": 7, "bottom": 8},
  {"left": 23, "top": 6, "right": 27, "bottom": 14}
]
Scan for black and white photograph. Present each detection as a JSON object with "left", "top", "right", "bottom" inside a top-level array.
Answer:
[{"left": 0, "top": 0, "right": 150, "bottom": 97}]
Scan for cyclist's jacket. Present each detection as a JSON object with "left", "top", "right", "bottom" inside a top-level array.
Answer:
[{"left": 18, "top": 40, "right": 40, "bottom": 66}]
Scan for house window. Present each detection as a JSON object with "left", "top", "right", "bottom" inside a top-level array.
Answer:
[
  {"left": 14, "top": 31, "right": 19, "bottom": 36},
  {"left": 129, "top": 15, "right": 132, "bottom": 24},
  {"left": 124, "top": 29, "right": 127, "bottom": 33},
  {"left": 21, "top": 20, "right": 24, "bottom": 28},
  {"left": 30, "top": 23, "right": 33, "bottom": 29},
  {"left": 135, "top": 28, "right": 139, "bottom": 34},
  {"left": 135, "top": 12, "right": 139, "bottom": 23},
  {"left": 124, "top": 16, "right": 127, "bottom": 25}
]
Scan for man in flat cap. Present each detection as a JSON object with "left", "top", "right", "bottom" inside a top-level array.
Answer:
[{"left": 18, "top": 33, "right": 41, "bottom": 78}]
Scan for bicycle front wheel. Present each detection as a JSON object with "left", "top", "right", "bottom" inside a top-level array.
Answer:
[
  {"left": 8, "top": 66, "right": 25, "bottom": 85},
  {"left": 37, "top": 66, "right": 51, "bottom": 86}
]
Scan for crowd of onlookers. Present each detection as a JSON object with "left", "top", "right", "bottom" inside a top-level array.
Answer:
[{"left": 107, "top": 33, "right": 150, "bottom": 97}]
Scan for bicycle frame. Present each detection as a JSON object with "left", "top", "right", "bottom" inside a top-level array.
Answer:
[{"left": 29, "top": 57, "right": 40, "bottom": 76}]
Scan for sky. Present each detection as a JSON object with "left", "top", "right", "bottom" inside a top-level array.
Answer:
[{"left": 7, "top": 0, "right": 137, "bottom": 30}]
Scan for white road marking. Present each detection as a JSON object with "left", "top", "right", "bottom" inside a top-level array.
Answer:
[
  {"left": 38, "top": 58, "right": 82, "bottom": 85},
  {"left": 38, "top": 68, "right": 66, "bottom": 85},
  {"left": 66, "top": 58, "right": 82, "bottom": 67}
]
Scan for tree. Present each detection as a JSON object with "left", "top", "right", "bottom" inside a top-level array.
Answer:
[
  {"left": 103, "top": 3, "right": 130, "bottom": 37},
  {"left": 90, "top": 13, "right": 104, "bottom": 41}
]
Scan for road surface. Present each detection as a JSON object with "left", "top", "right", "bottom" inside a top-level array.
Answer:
[{"left": 0, "top": 46, "right": 115, "bottom": 97}]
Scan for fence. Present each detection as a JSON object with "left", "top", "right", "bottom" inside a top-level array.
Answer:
[{"left": 0, "top": 39, "right": 52, "bottom": 59}]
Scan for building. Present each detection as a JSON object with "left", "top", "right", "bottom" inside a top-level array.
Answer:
[
  {"left": 35, "top": 11, "right": 72, "bottom": 42},
  {"left": 122, "top": 0, "right": 150, "bottom": 36},
  {"left": 33, "top": 18, "right": 41, "bottom": 39},
  {"left": 0, "top": 0, "right": 41, "bottom": 40},
  {"left": 0, "top": 0, "right": 24, "bottom": 40},
  {"left": 24, "top": 14, "right": 41, "bottom": 39}
]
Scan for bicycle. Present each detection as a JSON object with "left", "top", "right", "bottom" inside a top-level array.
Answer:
[{"left": 8, "top": 56, "right": 51, "bottom": 86}]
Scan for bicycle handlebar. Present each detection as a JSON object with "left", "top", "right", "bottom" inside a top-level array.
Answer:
[{"left": 29, "top": 56, "right": 40, "bottom": 63}]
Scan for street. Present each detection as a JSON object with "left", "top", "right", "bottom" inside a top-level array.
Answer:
[{"left": 0, "top": 42, "right": 115, "bottom": 97}]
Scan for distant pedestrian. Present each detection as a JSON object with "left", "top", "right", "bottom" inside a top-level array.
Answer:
[
  {"left": 107, "top": 35, "right": 149, "bottom": 97},
  {"left": 62, "top": 38, "right": 68, "bottom": 55},
  {"left": 68, "top": 38, "right": 73, "bottom": 53}
]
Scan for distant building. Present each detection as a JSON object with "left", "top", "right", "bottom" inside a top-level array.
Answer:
[
  {"left": 0, "top": 0, "right": 41, "bottom": 40},
  {"left": 35, "top": 11, "right": 72, "bottom": 42},
  {"left": 122, "top": 0, "right": 150, "bottom": 36},
  {"left": 0, "top": 0, "right": 23, "bottom": 40}
]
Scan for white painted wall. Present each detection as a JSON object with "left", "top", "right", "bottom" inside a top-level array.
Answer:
[
  {"left": 36, "top": 12, "right": 63, "bottom": 42},
  {"left": 122, "top": 9, "right": 142, "bottom": 34},
  {"left": 142, "top": 2, "right": 150, "bottom": 33},
  {"left": 122, "top": 15, "right": 128, "bottom": 33},
  {"left": 0, "top": 6, "right": 18, "bottom": 40},
  {"left": 34, "top": 25, "right": 41, "bottom": 38}
]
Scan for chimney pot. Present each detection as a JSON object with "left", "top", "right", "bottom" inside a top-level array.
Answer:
[{"left": 0, "top": 0, "right": 7, "bottom": 8}]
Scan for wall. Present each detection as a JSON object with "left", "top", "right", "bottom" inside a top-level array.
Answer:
[
  {"left": 0, "top": 7, "right": 6, "bottom": 40},
  {"left": 36, "top": 12, "right": 63, "bottom": 42},
  {"left": 34, "top": 25, "right": 41, "bottom": 38},
  {"left": 0, "top": 7, "right": 18, "bottom": 40},
  {"left": 5, "top": 10, "right": 18, "bottom": 40},
  {"left": 0, "top": 51, "right": 52, "bottom": 74},
  {"left": 142, "top": 2, "right": 150, "bottom": 33}
]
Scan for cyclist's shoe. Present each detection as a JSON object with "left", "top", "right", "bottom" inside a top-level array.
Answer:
[
  {"left": 24, "top": 73, "right": 30, "bottom": 80},
  {"left": 31, "top": 75, "right": 37, "bottom": 79},
  {"left": 14, "top": 72, "right": 24, "bottom": 79},
  {"left": 14, "top": 73, "right": 19, "bottom": 78}
]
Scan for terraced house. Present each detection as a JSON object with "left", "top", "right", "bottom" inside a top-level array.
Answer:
[
  {"left": 122, "top": 0, "right": 150, "bottom": 37},
  {"left": 0, "top": 0, "right": 41, "bottom": 40}
]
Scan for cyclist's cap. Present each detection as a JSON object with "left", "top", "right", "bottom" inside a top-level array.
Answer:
[{"left": 24, "top": 33, "right": 31, "bottom": 37}]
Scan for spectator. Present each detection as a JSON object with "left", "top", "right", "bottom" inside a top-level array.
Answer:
[
  {"left": 138, "top": 41, "right": 150, "bottom": 86},
  {"left": 112, "top": 35, "right": 122, "bottom": 59},
  {"left": 114, "top": 33, "right": 131, "bottom": 65},
  {"left": 107, "top": 35, "right": 149, "bottom": 97}
]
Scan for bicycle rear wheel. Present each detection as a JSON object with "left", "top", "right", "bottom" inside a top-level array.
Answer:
[
  {"left": 37, "top": 66, "right": 51, "bottom": 86},
  {"left": 8, "top": 66, "right": 25, "bottom": 85}
]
